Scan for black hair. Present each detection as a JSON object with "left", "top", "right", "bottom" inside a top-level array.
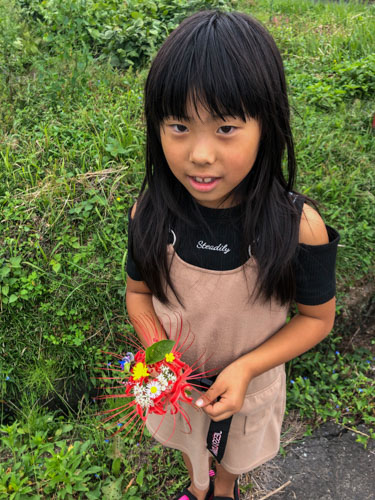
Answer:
[{"left": 131, "top": 10, "right": 305, "bottom": 305}]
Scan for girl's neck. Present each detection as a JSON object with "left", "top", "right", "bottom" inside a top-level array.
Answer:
[{"left": 195, "top": 201, "right": 244, "bottom": 219}]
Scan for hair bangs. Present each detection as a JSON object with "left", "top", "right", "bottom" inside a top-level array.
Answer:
[{"left": 146, "top": 11, "right": 268, "bottom": 129}]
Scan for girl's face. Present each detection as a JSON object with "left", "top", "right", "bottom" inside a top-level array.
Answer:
[{"left": 160, "top": 102, "right": 261, "bottom": 208}]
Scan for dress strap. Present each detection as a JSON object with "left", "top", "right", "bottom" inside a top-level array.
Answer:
[{"left": 169, "top": 227, "right": 177, "bottom": 247}]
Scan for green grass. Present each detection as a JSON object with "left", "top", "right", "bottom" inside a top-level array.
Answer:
[{"left": 0, "top": 0, "right": 374, "bottom": 497}]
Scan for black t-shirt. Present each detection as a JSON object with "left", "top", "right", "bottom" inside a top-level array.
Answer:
[{"left": 126, "top": 203, "right": 340, "bottom": 306}]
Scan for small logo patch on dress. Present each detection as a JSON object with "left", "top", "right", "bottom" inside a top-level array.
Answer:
[{"left": 211, "top": 431, "right": 223, "bottom": 456}]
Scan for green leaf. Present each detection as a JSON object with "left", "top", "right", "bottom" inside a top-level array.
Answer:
[
  {"left": 145, "top": 340, "right": 175, "bottom": 365},
  {"left": 136, "top": 468, "right": 144, "bottom": 486},
  {"left": 0, "top": 266, "right": 11, "bottom": 279},
  {"left": 83, "top": 466, "right": 102, "bottom": 475},
  {"left": 52, "top": 262, "right": 61, "bottom": 273},
  {"left": 61, "top": 424, "right": 73, "bottom": 433},
  {"left": 9, "top": 256, "right": 22, "bottom": 268},
  {"left": 102, "top": 477, "right": 123, "bottom": 498},
  {"left": 8, "top": 294, "right": 18, "bottom": 304},
  {"left": 112, "top": 457, "right": 121, "bottom": 477}
]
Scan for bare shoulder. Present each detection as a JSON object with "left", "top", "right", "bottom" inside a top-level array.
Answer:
[{"left": 299, "top": 203, "right": 329, "bottom": 245}]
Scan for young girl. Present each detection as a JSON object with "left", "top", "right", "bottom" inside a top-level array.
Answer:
[{"left": 126, "top": 10, "right": 339, "bottom": 500}]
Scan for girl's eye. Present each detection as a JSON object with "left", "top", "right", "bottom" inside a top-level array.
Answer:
[
  {"left": 171, "top": 124, "right": 188, "bottom": 133},
  {"left": 218, "top": 125, "right": 236, "bottom": 134}
]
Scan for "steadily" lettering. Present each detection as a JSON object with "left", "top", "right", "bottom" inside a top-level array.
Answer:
[{"left": 196, "top": 241, "right": 231, "bottom": 255}]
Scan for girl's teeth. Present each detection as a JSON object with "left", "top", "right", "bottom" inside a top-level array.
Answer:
[{"left": 194, "top": 177, "right": 214, "bottom": 183}]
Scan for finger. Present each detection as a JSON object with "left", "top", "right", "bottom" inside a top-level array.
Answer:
[
  {"left": 204, "top": 403, "right": 235, "bottom": 421},
  {"left": 195, "top": 383, "right": 225, "bottom": 408},
  {"left": 207, "top": 411, "right": 234, "bottom": 422},
  {"left": 203, "top": 399, "right": 235, "bottom": 419}
]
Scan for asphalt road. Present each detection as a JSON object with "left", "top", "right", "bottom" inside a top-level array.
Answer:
[{"left": 259, "top": 422, "right": 375, "bottom": 500}]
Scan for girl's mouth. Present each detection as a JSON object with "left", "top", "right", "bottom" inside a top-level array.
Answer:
[{"left": 188, "top": 176, "right": 220, "bottom": 192}]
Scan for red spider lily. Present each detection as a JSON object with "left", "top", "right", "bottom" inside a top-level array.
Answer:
[{"left": 95, "top": 314, "right": 216, "bottom": 441}]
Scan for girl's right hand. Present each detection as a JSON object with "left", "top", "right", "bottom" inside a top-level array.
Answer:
[{"left": 195, "top": 358, "right": 252, "bottom": 421}]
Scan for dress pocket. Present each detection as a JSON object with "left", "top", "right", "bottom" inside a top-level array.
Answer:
[{"left": 239, "top": 370, "right": 286, "bottom": 437}]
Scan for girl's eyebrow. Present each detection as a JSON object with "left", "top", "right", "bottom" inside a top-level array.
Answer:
[
  {"left": 166, "top": 114, "right": 240, "bottom": 123},
  {"left": 166, "top": 115, "right": 191, "bottom": 122}
]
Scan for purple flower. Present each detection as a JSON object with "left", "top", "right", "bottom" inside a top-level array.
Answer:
[
  {"left": 335, "top": 405, "right": 339, "bottom": 409},
  {"left": 359, "top": 388, "right": 363, "bottom": 393},
  {"left": 104, "top": 439, "right": 109, "bottom": 443},
  {"left": 335, "top": 351, "right": 340, "bottom": 355},
  {"left": 119, "top": 352, "right": 135, "bottom": 370},
  {"left": 290, "top": 380, "right": 295, "bottom": 384}
]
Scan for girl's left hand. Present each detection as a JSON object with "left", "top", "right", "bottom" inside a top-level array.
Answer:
[{"left": 195, "top": 360, "right": 251, "bottom": 421}]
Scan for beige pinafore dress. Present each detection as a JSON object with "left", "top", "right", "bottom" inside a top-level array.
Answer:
[{"left": 146, "top": 241, "right": 288, "bottom": 490}]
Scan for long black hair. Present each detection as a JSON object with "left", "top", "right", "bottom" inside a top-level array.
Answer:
[{"left": 131, "top": 10, "right": 304, "bottom": 305}]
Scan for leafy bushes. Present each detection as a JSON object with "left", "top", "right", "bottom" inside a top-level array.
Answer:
[
  {"left": 21, "top": 0, "right": 233, "bottom": 68},
  {"left": 0, "top": 413, "right": 186, "bottom": 499},
  {"left": 287, "top": 337, "right": 375, "bottom": 445},
  {"left": 290, "top": 54, "right": 375, "bottom": 109}
]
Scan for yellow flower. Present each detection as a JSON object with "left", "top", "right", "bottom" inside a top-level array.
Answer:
[
  {"left": 165, "top": 352, "right": 175, "bottom": 363},
  {"left": 132, "top": 362, "right": 149, "bottom": 380},
  {"left": 116, "top": 197, "right": 121, "bottom": 201}
]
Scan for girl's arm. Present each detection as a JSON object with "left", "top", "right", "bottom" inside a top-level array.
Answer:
[
  {"left": 196, "top": 204, "right": 336, "bottom": 421},
  {"left": 126, "top": 276, "right": 168, "bottom": 347}
]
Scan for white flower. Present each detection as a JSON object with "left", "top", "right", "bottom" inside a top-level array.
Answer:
[
  {"left": 156, "top": 374, "right": 169, "bottom": 391},
  {"left": 146, "top": 380, "right": 162, "bottom": 399},
  {"left": 133, "top": 384, "right": 151, "bottom": 408},
  {"left": 161, "top": 365, "right": 177, "bottom": 383}
]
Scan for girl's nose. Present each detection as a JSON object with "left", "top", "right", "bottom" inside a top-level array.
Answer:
[{"left": 189, "top": 140, "right": 215, "bottom": 165}]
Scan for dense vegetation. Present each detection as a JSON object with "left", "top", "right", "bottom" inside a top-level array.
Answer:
[{"left": 0, "top": 0, "right": 374, "bottom": 498}]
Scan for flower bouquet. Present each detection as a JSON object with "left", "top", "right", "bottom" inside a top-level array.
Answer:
[{"left": 95, "top": 316, "right": 212, "bottom": 439}]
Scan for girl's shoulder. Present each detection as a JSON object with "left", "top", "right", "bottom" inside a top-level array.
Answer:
[{"left": 298, "top": 203, "right": 329, "bottom": 246}]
